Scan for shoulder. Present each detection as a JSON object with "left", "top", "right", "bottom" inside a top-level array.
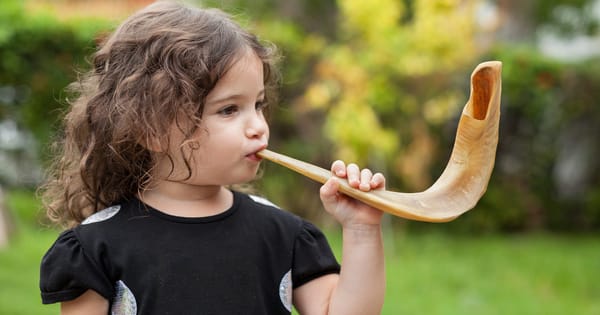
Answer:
[
  {"left": 81, "top": 205, "right": 122, "bottom": 225},
  {"left": 237, "top": 191, "right": 295, "bottom": 216},
  {"left": 75, "top": 203, "right": 127, "bottom": 233},
  {"left": 247, "top": 194, "right": 279, "bottom": 208},
  {"left": 47, "top": 203, "right": 128, "bottom": 255},
  {"left": 71, "top": 200, "right": 139, "bottom": 247},
  {"left": 234, "top": 191, "right": 305, "bottom": 230},
  {"left": 77, "top": 198, "right": 143, "bottom": 229},
  {"left": 236, "top": 191, "right": 286, "bottom": 213}
]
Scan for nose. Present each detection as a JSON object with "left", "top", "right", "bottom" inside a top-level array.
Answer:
[{"left": 245, "top": 111, "right": 269, "bottom": 139}]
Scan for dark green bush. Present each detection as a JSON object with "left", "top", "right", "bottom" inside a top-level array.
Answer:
[
  {"left": 1, "top": 0, "right": 598, "bottom": 232},
  {"left": 452, "top": 47, "right": 600, "bottom": 233},
  {"left": 0, "top": 1, "right": 111, "bottom": 160}
]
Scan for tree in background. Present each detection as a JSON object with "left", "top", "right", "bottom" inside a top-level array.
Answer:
[
  {"left": 296, "top": 0, "right": 482, "bottom": 191},
  {"left": 1, "top": 0, "right": 599, "bottom": 232},
  {"left": 481, "top": 0, "right": 600, "bottom": 231}
]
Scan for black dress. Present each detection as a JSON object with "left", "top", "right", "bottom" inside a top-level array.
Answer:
[{"left": 40, "top": 191, "right": 340, "bottom": 314}]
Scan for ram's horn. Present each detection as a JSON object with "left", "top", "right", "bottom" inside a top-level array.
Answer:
[{"left": 258, "top": 61, "right": 502, "bottom": 222}]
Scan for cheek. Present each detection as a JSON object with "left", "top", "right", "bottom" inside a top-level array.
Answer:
[{"left": 264, "top": 118, "right": 271, "bottom": 138}]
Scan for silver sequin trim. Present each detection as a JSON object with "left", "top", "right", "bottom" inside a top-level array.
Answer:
[
  {"left": 81, "top": 205, "right": 121, "bottom": 225},
  {"left": 249, "top": 195, "right": 279, "bottom": 208},
  {"left": 112, "top": 280, "right": 137, "bottom": 315},
  {"left": 279, "top": 270, "right": 293, "bottom": 312}
]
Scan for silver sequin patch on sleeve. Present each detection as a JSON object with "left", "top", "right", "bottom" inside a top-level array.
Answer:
[
  {"left": 249, "top": 195, "right": 279, "bottom": 208},
  {"left": 112, "top": 280, "right": 137, "bottom": 315},
  {"left": 279, "top": 270, "right": 293, "bottom": 312},
  {"left": 81, "top": 205, "right": 121, "bottom": 225}
]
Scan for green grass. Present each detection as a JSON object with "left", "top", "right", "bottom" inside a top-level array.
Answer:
[
  {"left": 0, "top": 189, "right": 59, "bottom": 315},
  {"left": 1, "top": 190, "right": 599, "bottom": 315},
  {"left": 0, "top": 225, "right": 59, "bottom": 315},
  {"left": 378, "top": 232, "right": 600, "bottom": 315}
]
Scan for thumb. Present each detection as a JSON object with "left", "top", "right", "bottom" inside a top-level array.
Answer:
[{"left": 320, "top": 178, "right": 340, "bottom": 210}]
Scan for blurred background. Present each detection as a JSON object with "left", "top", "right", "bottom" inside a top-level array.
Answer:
[{"left": 1, "top": 0, "right": 599, "bottom": 314}]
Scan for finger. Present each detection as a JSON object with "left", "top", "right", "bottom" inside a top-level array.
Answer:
[
  {"left": 320, "top": 178, "right": 340, "bottom": 209},
  {"left": 370, "top": 172, "right": 386, "bottom": 190},
  {"left": 331, "top": 160, "right": 346, "bottom": 178},
  {"left": 346, "top": 163, "right": 360, "bottom": 188},
  {"left": 359, "top": 168, "right": 373, "bottom": 191}
]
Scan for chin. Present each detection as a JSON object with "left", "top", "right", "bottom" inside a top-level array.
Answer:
[{"left": 228, "top": 171, "right": 260, "bottom": 186}]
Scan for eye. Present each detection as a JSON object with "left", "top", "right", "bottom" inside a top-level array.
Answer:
[
  {"left": 255, "top": 100, "right": 268, "bottom": 111},
  {"left": 217, "top": 105, "right": 239, "bottom": 116}
]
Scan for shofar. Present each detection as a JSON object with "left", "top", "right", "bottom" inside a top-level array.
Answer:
[{"left": 258, "top": 61, "right": 502, "bottom": 222}]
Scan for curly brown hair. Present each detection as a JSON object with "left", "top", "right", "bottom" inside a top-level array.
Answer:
[{"left": 39, "top": 1, "right": 280, "bottom": 228}]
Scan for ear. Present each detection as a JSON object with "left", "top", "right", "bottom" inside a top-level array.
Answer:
[{"left": 138, "top": 133, "right": 165, "bottom": 153}]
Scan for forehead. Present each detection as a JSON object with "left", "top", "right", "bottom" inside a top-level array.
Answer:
[{"left": 205, "top": 50, "right": 264, "bottom": 103}]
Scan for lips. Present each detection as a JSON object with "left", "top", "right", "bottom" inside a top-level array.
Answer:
[
  {"left": 246, "top": 153, "right": 262, "bottom": 162},
  {"left": 246, "top": 144, "right": 267, "bottom": 161}
]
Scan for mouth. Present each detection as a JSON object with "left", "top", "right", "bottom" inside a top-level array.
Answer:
[{"left": 246, "top": 144, "right": 268, "bottom": 162}]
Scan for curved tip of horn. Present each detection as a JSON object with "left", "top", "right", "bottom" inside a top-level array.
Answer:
[
  {"left": 472, "top": 61, "right": 502, "bottom": 88},
  {"left": 469, "top": 61, "right": 502, "bottom": 120},
  {"left": 475, "top": 60, "right": 502, "bottom": 72}
]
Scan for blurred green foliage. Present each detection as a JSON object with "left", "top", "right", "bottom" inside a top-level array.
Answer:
[
  {"left": 534, "top": 0, "right": 600, "bottom": 37},
  {"left": 1, "top": 0, "right": 599, "bottom": 232},
  {"left": 0, "top": 0, "right": 111, "bottom": 159},
  {"left": 478, "top": 47, "right": 600, "bottom": 232}
]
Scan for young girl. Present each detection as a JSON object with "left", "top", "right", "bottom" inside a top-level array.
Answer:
[{"left": 40, "top": 1, "right": 385, "bottom": 314}]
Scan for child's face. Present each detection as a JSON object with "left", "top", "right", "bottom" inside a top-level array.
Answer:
[{"left": 157, "top": 49, "right": 269, "bottom": 186}]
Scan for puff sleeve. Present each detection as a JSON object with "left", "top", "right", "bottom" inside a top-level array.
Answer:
[
  {"left": 39, "top": 230, "right": 114, "bottom": 304},
  {"left": 292, "top": 220, "right": 340, "bottom": 288}
]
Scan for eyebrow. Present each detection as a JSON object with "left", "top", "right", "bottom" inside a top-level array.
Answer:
[{"left": 206, "top": 90, "right": 265, "bottom": 105}]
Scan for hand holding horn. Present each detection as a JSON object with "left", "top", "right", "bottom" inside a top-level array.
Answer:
[{"left": 258, "top": 61, "right": 502, "bottom": 222}]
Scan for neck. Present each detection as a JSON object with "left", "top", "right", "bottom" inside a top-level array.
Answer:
[{"left": 138, "top": 182, "right": 233, "bottom": 218}]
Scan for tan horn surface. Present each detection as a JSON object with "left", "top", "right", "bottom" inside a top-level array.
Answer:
[{"left": 258, "top": 61, "right": 502, "bottom": 222}]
